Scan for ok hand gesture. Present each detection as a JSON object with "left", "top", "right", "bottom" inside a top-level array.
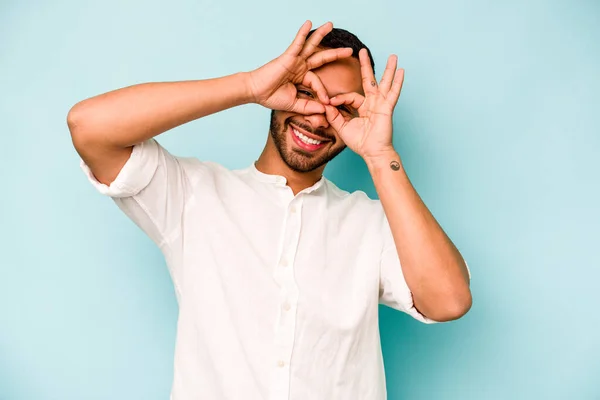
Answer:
[
  {"left": 324, "top": 49, "right": 404, "bottom": 161},
  {"left": 247, "top": 21, "right": 352, "bottom": 115}
]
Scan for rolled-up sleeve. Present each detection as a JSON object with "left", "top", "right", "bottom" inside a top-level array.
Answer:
[
  {"left": 378, "top": 213, "right": 471, "bottom": 324},
  {"left": 80, "top": 138, "right": 162, "bottom": 198},
  {"left": 80, "top": 138, "right": 193, "bottom": 295}
]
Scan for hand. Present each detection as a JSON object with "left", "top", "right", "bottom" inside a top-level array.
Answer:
[
  {"left": 324, "top": 49, "right": 404, "bottom": 161},
  {"left": 246, "top": 20, "right": 353, "bottom": 115}
]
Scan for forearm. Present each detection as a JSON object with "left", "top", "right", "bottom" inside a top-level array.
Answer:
[
  {"left": 365, "top": 149, "right": 471, "bottom": 321},
  {"left": 67, "top": 72, "right": 253, "bottom": 147}
]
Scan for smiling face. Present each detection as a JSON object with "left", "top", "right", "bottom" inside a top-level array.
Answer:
[{"left": 268, "top": 55, "right": 364, "bottom": 173}]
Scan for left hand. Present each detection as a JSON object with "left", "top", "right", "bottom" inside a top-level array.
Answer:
[{"left": 324, "top": 49, "right": 404, "bottom": 161}]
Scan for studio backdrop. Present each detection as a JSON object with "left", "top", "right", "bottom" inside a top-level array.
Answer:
[{"left": 1, "top": 0, "right": 599, "bottom": 399}]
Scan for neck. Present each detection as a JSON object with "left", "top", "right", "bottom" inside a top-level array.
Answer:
[{"left": 255, "top": 144, "right": 325, "bottom": 196}]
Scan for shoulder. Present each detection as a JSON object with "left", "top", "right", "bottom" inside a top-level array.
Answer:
[
  {"left": 324, "top": 178, "right": 383, "bottom": 214},
  {"left": 147, "top": 144, "right": 242, "bottom": 198}
]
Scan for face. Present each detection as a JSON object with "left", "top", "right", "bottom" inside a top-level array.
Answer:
[{"left": 269, "top": 54, "right": 364, "bottom": 173}]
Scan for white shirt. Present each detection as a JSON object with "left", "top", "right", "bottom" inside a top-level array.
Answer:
[{"left": 80, "top": 138, "right": 466, "bottom": 400}]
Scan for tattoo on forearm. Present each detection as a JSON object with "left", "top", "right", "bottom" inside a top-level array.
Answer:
[{"left": 390, "top": 160, "right": 400, "bottom": 171}]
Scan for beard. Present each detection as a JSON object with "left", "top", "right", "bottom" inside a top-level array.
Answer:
[{"left": 269, "top": 110, "right": 346, "bottom": 173}]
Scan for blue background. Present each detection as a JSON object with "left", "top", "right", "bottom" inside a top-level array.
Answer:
[{"left": 1, "top": 0, "right": 599, "bottom": 399}]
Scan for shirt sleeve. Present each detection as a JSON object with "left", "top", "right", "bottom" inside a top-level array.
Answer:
[
  {"left": 378, "top": 212, "right": 471, "bottom": 324},
  {"left": 79, "top": 138, "right": 193, "bottom": 295}
]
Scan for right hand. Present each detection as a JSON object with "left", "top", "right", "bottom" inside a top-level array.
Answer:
[{"left": 246, "top": 21, "right": 353, "bottom": 115}]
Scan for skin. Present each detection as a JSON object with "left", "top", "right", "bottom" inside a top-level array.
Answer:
[
  {"left": 251, "top": 21, "right": 472, "bottom": 321},
  {"left": 70, "top": 20, "right": 472, "bottom": 322},
  {"left": 256, "top": 55, "right": 363, "bottom": 193}
]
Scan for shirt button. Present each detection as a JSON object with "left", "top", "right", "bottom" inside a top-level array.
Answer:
[
  {"left": 290, "top": 206, "right": 297, "bottom": 214},
  {"left": 280, "top": 259, "right": 289, "bottom": 267},
  {"left": 283, "top": 301, "right": 291, "bottom": 311},
  {"left": 277, "top": 360, "right": 285, "bottom": 368}
]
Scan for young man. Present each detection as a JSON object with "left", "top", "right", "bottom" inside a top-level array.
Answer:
[{"left": 68, "top": 21, "right": 471, "bottom": 400}]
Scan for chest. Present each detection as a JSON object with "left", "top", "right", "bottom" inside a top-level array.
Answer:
[{"left": 179, "top": 181, "right": 383, "bottom": 325}]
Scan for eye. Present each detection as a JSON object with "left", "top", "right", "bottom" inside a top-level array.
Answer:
[
  {"left": 297, "top": 89, "right": 314, "bottom": 98},
  {"left": 337, "top": 105, "right": 353, "bottom": 115}
]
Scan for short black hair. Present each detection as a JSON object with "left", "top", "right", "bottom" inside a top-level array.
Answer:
[{"left": 306, "top": 27, "right": 375, "bottom": 73}]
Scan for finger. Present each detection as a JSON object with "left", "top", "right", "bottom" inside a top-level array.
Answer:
[
  {"left": 330, "top": 92, "right": 365, "bottom": 111},
  {"left": 302, "top": 71, "right": 329, "bottom": 104},
  {"left": 284, "top": 20, "right": 313, "bottom": 56},
  {"left": 299, "top": 21, "right": 333, "bottom": 58},
  {"left": 387, "top": 68, "right": 405, "bottom": 108},
  {"left": 378, "top": 55, "right": 398, "bottom": 95},
  {"left": 359, "top": 48, "right": 378, "bottom": 95},
  {"left": 306, "top": 47, "right": 353, "bottom": 70},
  {"left": 324, "top": 105, "right": 347, "bottom": 133},
  {"left": 289, "top": 98, "right": 326, "bottom": 115}
]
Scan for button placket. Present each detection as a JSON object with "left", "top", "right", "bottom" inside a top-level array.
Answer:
[{"left": 268, "top": 197, "right": 303, "bottom": 400}]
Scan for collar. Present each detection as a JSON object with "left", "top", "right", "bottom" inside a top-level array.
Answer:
[{"left": 249, "top": 161, "right": 326, "bottom": 194}]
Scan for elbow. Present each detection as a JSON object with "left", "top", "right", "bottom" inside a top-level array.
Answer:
[
  {"left": 67, "top": 102, "right": 84, "bottom": 143},
  {"left": 443, "top": 293, "right": 473, "bottom": 321},
  {"left": 450, "top": 292, "right": 473, "bottom": 320},
  {"left": 421, "top": 291, "right": 473, "bottom": 322},
  {"left": 442, "top": 275, "right": 473, "bottom": 320},
  {"left": 67, "top": 100, "right": 88, "bottom": 136},
  {"left": 67, "top": 101, "right": 97, "bottom": 149}
]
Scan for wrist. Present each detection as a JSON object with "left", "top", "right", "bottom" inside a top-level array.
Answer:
[
  {"left": 239, "top": 71, "right": 258, "bottom": 105},
  {"left": 364, "top": 148, "right": 403, "bottom": 171}
]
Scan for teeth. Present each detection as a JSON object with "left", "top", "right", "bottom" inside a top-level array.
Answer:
[{"left": 293, "top": 128, "right": 322, "bottom": 145}]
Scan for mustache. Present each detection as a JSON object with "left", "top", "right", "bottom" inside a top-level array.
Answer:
[{"left": 287, "top": 120, "right": 333, "bottom": 142}]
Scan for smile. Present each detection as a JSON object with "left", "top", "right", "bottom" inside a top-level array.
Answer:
[{"left": 289, "top": 124, "right": 329, "bottom": 151}]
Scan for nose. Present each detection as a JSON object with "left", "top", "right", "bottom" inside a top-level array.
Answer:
[{"left": 303, "top": 112, "right": 330, "bottom": 130}]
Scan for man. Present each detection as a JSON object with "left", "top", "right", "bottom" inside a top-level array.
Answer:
[{"left": 68, "top": 20, "right": 471, "bottom": 400}]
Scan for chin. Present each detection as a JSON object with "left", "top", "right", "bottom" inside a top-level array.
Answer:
[{"left": 269, "top": 110, "right": 345, "bottom": 173}]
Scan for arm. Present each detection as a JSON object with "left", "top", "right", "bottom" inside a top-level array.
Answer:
[
  {"left": 325, "top": 49, "right": 471, "bottom": 322},
  {"left": 67, "top": 20, "right": 352, "bottom": 186},
  {"left": 67, "top": 74, "right": 254, "bottom": 185},
  {"left": 365, "top": 152, "right": 471, "bottom": 321}
]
